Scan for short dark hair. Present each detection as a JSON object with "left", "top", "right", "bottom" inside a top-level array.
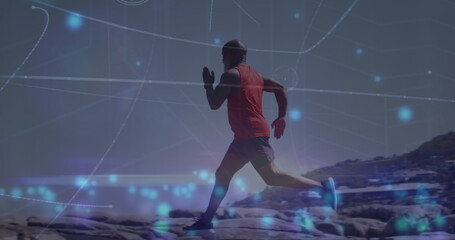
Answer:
[{"left": 222, "top": 40, "right": 247, "bottom": 55}]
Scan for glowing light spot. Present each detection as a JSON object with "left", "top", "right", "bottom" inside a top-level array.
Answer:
[
  {"left": 394, "top": 216, "right": 410, "bottom": 233},
  {"left": 11, "top": 188, "right": 22, "bottom": 197},
  {"left": 162, "top": 185, "right": 169, "bottom": 191},
  {"left": 88, "top": 189, "right": 95, "bottom": 196},
  {"left": 434, "top": 216, "right": 446, "bottom": 228},
  {"left": 157, "top": 202, "right": 171, "bottom": 216},
  {"left": 55, "top": 205, "right": 64, "bottom": 213},
  {"left": 147, "top": 189, "right": 158, "bottom": 199},
  {"left": 289, "top": 108, "right": 302, "bottom": 121},
  {"left": 385, "top": 184, "right": 393, "bottom": 190},
  {"left": 416, "top": 219, "right": 429, "bottom": 232},
  {"left": 154, "top": 220, "right": 170, "bottom": 232},
  {"left": 128, "top": 186, "right": 136, "bottom": 194},
  {"left": 27, "top": 187, "right": 36, "bottom": 195},
  {"left": 208, "top": 177, "right": 215, "bottom": 184},
  {"left": 193, "top": 170, "right": 198, "bottom": 175},
  {"left": 66, "top": 13, "right": 83, "bottom": 30},
  {"left": 295, "top": 209, "right": 314, "bottom": 230},
  {"left": 374, "top": 75, "right": 381, "bottom": 83},
  {"left": 212, "top": 219, "right": 218, "bottom": 227},
  {"left": 228, "top": 208, "right": 236, "bottom": 217},
  {"left": 188, "top": 183, "right": 196, "bottom": 191},
  {"left": 85, "top": 208, "right": 91, "bottom": 214},
  {"left": 214, "top": 186, "right": 225, "bottom": 197},
  {"left": 241, "top": 187, "right": 246, "bottom": 192},
  {"left": 397, "top": 106, "right": 413, "bottom": 122},
  {"left": 293, "top": 12, "right": 301, "bottom": 19},
  {"left": 214, "top": 38, "right": 221, "bottom": 45},
  {"left": 43, "top": 190, "right": 56, "bottom": 201},
  {"left": 135, "top": 60, "right": 142, "bottom": 67},
  {"left": 108, "top": 174, "right": 118, "bottom": 183},
  {"left": 75, "top": 177, "right": 88, "bottom": 188},
  {"left": 427, "top": 70, "right": 432, "bottom": 75},
  {"left": 355, "top": 48, "right": 363, "bottom": 55},
  {"left": 0, "top": 188, "right": 4, "bottom": 195},
  {"left": 172, "top": 186, "right": 181, "bottom": 197},
  {"left": 91, "top": 181, "right": 97, "bottom": 186},
  {"left": 261, "top": 216, "right": 274, "bottom": 226},
  {"left": 234, "top": 178, "right": 244, "bottom": 186},
  {"left": 253, "top": 193, "right": 261, "bottom": 201},
  {"left": 198, "top": 170, "right": 209, "bottom": 180},
  {"left": 38, "top": 186, "right": 46, "bottom": 195}
]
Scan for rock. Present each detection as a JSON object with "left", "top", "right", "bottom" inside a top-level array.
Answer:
[
  {"left": 65, "top": 210, "right": 155, "bottom": 226},
  {"left": 314, "top": 221, "right": 343, "bottom": 236},
  {"left": 28, "top": 216, "right": 115, "bottom": 231},
  {"left": 0, "top": 229, "right": 17, "bottom": 239},
  {"left": 430, "top": 214, "right": 455, "bottom": 233},
  {"left": 382, "top": 214, "right": 431, "bottom": 236},
  {"left": 340, "top": 204, "right": 450, "bottom": 222},
  {"left": 215, "top": 217, "right": 301, "bottom": 232},
  {"left": 341, "top": 217, "right": 386, "bottom": 237},
  {"left": 0, "top": 216, "right": 27, "bottom": 227},
  {"left": 218, "top": 207, "right": 290, "bottom": 221},
  {"left": 390, "top": 231, "right": 455, "bottom": 240}
]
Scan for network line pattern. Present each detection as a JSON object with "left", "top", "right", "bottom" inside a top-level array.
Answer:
[{"left": 0, "top": 0, "right": 454, "bottom": 238}]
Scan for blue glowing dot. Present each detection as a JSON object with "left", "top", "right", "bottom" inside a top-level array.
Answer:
[
  {"left": 234, "top": 178, "right": 244, "bottom": 186},
  {"left": 43, "top": 190, "right": 56, "bottom": 201},
  {"left": 66, "top": 13, "right": 83, "bottom": 30},
  {"left": 27, "top": 187, "right": 35, "bottom": 195},
  {"left": 427, "top": 70, "right": 432, "bottom": 75},
  {"left": 128, "top": 186, "right": 136, "bottom": 194},
  {"left": 154, "top": 220, "right": 170, "bottom": 232},
  {"left": 385, "top": 184, "right": 393, "bottom": 190},
  {"left": 214, "top": 186, "right": 225, "bottom": 197},
  {"left": 85, "top": 208, "right": 91, "bottom": 214},
  {"left": 38, "top": 186, "right": 46, "bottom": 194},
  {"left": 293, "top": 12, "right": 301, "bottom": 19},
  {"left": 193, "top": 170, "right": 198, "bottom": 175},
  {"left": 135, "top": 60, "right": 142, "bottom": 67},
  {"left": 162, "top": 185, "right": 168, "bottom": 191},
  {"left": 208, "top": 177, "right": 215, "bottom": 184},
  {"left": 88, "top": 189, "right": 95, "bottom": 196},
  {"left": 108, "top": 174, "right": 118, "bottom": 183},
  {"left": 188, "top": 183, "right": 196, "bottom": 191},
  {"left": 75, "top": 177, "right": 88, "bottom": 188},
  {"left": 356, "top": 48, "right": 363, "bottom": 55},
  {"left": 289, "top": 108, "right": 302, "bottom": 121},
  {"left": 227, "top": 208, "right": 236, "bottom": 217},
  {"left": 253, "top": 193, "right": 261, "bottom": 201},
  {"left": 157, "top": 202, "right": 171, "bottom": 216},
  {"left": 261, "top": 216, "right": 274, "bottom": 226},
  {"left": 214, "top": 38, "right": 221, "bottom": 45},
  {"left": 172, "top": 186, "right": 181, "bottom": 197},
  {"left": 374, "top": 75, "right": 381, "bottom": 83},
  {"left": 55, "top": 205, "right": 64, "bottom": 213},
  {"left": 198, "top": 170, "right": 209, "bottom": 180},
  {"left": 91, "top": 181, "right": 97, "bottom": 186},
  {"left": 241, "top": 187, "right": 246, "bottom": 192},
  {"left": 0, "top": 188, "right": 4, "bottom": 195},
  {"left": 397, "top": 106, "right": 413, "bottom": 122},
  {"left": 148, "top": 189, "right": 158, "bottom": 199},
  {"left": 11, "top": 188, "right": 22, "bottom": 197}
]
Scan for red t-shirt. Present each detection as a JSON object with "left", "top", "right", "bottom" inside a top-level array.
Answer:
[{"left": 227, "top": 64, "right": 270, "bottom": 141}]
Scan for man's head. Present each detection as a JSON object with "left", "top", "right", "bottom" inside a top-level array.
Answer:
[{"left": 222, "top": 40, "right": 247, "bottom": 70}]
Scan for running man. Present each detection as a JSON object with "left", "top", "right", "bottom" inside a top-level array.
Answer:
[{"left": 183, "top": 40, "right": 336, "bottom": 230}]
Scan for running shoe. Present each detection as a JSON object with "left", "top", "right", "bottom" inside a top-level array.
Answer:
[{"left": 183, "top": 217, "right": 214, "bottom": 231}]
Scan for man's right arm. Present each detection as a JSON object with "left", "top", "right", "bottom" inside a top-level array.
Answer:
[{"left": 263, "top": 76, "right": 287, "bottom": 118}]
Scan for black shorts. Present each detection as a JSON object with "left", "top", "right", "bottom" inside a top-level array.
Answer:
[{"left": 218, "top": 136, "right": 275, "bottom": 173}]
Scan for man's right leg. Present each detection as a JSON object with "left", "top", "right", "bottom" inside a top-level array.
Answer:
[{"left": 198, "top": 143, "right": 247, "bottom": 223}]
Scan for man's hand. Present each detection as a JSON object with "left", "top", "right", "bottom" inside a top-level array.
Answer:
[
  {"left": 203, "top": 67, "right": 215, "bottom": 87},
  {"left": 271, "top": 117, "right": 286, "bottom": 139}
]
